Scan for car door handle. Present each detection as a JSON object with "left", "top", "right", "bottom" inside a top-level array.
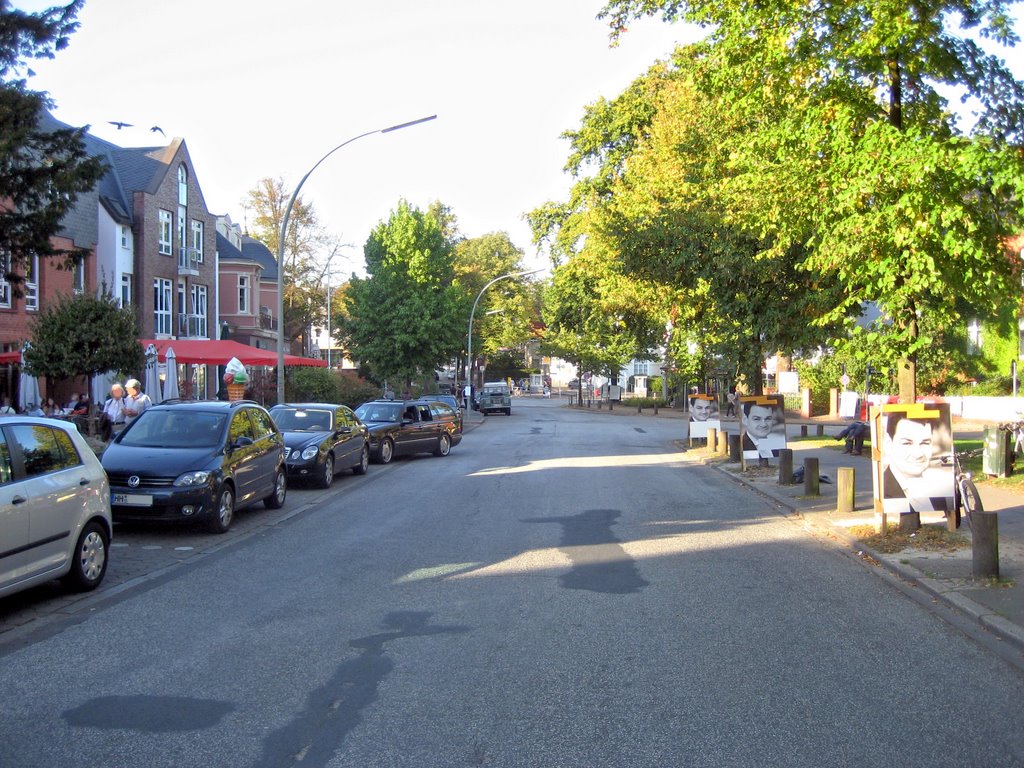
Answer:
[
  {"left": 80, "top": 478, "right": 91, "bottom": 486},
  {"left": 11, "top": 495, "right": 26, "bottom": 504}
]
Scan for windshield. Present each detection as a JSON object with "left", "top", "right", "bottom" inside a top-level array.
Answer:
[
  {"left": 271, "top": 407, "right": 333, "bottom": 431},
  {"left": 119, "top": 411, "right": 226, "bottom": 449},
  {"left": 355, "top": 403, "right": 402, "bottom": 423}
]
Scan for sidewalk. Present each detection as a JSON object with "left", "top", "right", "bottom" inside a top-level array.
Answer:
[
  {"left": 694, "top": 425, "right": 1024, "bottom": 654},
  {"left": 552, "top": 399, "right": 1024, "bottom": 654}
]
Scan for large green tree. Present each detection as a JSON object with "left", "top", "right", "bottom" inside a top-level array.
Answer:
[
  {"left": 600, "top": 0, "right": 1024, "bottom": 402},
  {"left": 0, "top": 0, "right": 106, "bottom": 288},
  {"left": 339, "top": 200, "right": 466, "bottom": 385},
  {"left": 26, "top": 291, "right": 145, "bottom": 388}
]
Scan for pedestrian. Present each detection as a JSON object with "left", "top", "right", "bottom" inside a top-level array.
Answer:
[
  {"left": 0, "top": 396, "right": 14, "bottom": 416},
  {"left": 123, "top": 378, "right": 153, "bottom": 426},
  {"left": 100, "top": 383, "right": 127, "bottom": 440},
  {"left": 835, "top": 420, "right": 869, "bottom": 455},
  {"left": 726, "top": 390, "right": 737, "bottom": 418}
]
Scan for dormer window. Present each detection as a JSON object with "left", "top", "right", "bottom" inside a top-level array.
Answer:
[{"left": 177, "top": 164, "right": 188, "bottom": 206}]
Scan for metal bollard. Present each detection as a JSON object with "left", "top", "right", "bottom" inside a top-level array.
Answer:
[
  {"left": 653, "top": 402, "right": 659, "bottom": 414},
  {"left": 837, "top": 467, "right": 855, "bottom": 514},
  {"left": 800, "top": 425, "right": 808, "bottom": 437},
  {"left": 638, "top": 403, "right": 643, "bottom": 414},
  {"left": 972, "top": 510, "right": 1000, "bottom": 579},
  {"left": 728, "top": 433, "right": 741, "bottom": 461},
  {"left": 804, "top": 457, "right": 820, "bottom": 496},
  {"left": 778, "top": 448, "right": 794, "bottom": 485}
]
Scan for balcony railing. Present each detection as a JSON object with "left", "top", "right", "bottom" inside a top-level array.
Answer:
[
  {"left": 259, "top": 310, "right": 277, "bottom": 331},
  {"left": 177, "top": 313, "right": 207, "bottom": 338},
  {"left": 177, "top": 247, "right": 201, "bottom": 274}
]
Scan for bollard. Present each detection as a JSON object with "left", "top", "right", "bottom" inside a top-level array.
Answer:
[
  {"left": 972, "top": 510, "right": 1000, "bottom": 579},
  {"left": 654, "top": 402, "right": 659, "bottom": 415},
  {"left": 707, "top": 427, "right": 718, "bottom": 451},
  {"left": 638, "top": 403, "right": 643, "bottom": 414},
  {"left": 816, "top": 425, "right": 825, "bottom": 437},
  {"left": 804, "top": 457, "right": 820, "bottom": 496},
  {"left": 717, "top": 431, "right": 728, "bottom": 456},
  {"left": 800, "top": 425, "right": 808, "bottom": 437},
  {"left": 608, "top": 399, "right": 613, "bottom": 411},
  {"left": 778, "top": 448, "right": 794, "bottom": 485},
  {"left": 728, "top": 433, "right": 741, "bottom": 461},
  {"left": 837, "top": 467, "right": 855, "bottom": 514}
]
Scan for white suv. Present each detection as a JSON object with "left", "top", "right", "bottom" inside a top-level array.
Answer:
[{"left": 0, "top": 416, "right": 112, "bottom": 599}]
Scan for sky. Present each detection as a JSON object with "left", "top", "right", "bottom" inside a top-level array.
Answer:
[{"left": 13, "top": 0, "right": 702, "bottom": 276}]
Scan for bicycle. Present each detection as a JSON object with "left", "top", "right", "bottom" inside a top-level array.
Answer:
[
  {"left": 942, "top": 448, "right": 984, "bottom": 530},
  {"left": 998, "top": 417, "right": 1024, "bottom": 462}
]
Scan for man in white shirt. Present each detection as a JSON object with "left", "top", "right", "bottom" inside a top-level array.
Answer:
[
  {"left": 102, "top": 383, "right": 127, "bottom": 437},
  {"left": 123, "top": 379, "right": 153, "bottom": 426}
]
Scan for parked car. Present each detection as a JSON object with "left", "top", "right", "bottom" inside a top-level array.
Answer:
[
  {"left": 269, "top": 403, "right": 369, "bottom": 488},
  {"left": 433, "top": 393, "right": 461, "bottom": 411},
  {"left": 354, "top": 399, "right": 462, "bottom": 463},
  {"left": 102, "top": 400, "right": 287, "bottom": 534},
  {"left": 477, "top": 381, "right": 512, "bottom": 415},
  {"left": 0, "top": 416, "right": 112, "bottom": 598}
]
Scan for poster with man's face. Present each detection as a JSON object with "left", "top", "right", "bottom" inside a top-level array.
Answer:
[
  {"left": 740, "top": 394, "right": 787, "bottom": 460},
  {"left": 688, "top": 394, "right": 720, "bottom": 439},
  {"left": 871, "top": 403, "right": 954, "bottom": 517}
]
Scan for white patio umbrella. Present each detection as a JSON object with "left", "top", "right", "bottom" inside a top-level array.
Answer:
[
  {"left": 163, "top": 346, "right": 180, "bottom": 400},
  {"left": 18, "top": 343, "right": 41, "bottom": 413},
  {"left": 144, "top": 343, "right": 162, "bottom": 403}
]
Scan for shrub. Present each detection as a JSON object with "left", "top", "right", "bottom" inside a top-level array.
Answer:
[{"left": 285, "top": 367, "right": 338, "bottom": 403}]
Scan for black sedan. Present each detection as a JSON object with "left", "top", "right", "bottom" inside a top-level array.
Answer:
[
  {"left": 354, "top": 399, "right": 462, "bottom": 464},
  {"left": 269, "top": 403, "right": 369, "bottom": 488}
]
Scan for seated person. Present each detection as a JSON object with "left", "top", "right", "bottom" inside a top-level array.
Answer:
[{"left": 835, "top": 421, "right": 869, "bottom": 455}]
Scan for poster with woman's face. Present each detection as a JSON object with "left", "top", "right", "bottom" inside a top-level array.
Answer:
[
  {"left": 872, "top": 403, "right": 954, "bottom": 516},
  {"left": 740, "top": 394, "right": 787, "bottom": 460},
  {"left": 687, "top": 394, "right": 720, "bottom": 439}
]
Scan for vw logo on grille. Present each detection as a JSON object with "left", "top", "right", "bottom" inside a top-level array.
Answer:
[{"left": 128, "top": 475, "right": 141, "bottom": 488}]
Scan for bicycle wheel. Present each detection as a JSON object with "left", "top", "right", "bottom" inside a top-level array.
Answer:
[{"left": 957, "top": 477, "right": 984, "bottom": 530}]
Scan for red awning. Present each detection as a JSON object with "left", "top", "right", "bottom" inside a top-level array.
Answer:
[
  {"left": 0, "top": 351, "right": 22, "bottom": 365},
  {"left": 140, "top": 339, "right": 326, "bottom": 367}
]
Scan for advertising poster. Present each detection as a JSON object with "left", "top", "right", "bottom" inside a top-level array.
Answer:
[
  {"left": 740, "top": 394, "right": 787, "bottom": 460},
  {"left": 871, "top": 403, "right": 954, "bottom": 518},
  {"left": 687, "top": 394, "right": 721, "bottom": 439}
]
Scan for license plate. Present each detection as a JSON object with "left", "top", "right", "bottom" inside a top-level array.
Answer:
[{"left": 112, "top": 493, "right": 153, "bottom": 507}]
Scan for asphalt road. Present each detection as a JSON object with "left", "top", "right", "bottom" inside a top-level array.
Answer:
[{"left": 1, "top": 398, "right": 1023, "bottom": 767}]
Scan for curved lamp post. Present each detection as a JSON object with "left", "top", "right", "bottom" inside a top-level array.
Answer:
[
  {"left": 466, "top": 269, "right": 542, "bottom": 396},
  {"left": 276, "top": 114, "right": 437, "bottom": 403}
]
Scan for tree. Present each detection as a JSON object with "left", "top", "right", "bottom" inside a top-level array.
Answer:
[
  {"left": 26, "top": 291, "right": 146, "bottom": 390},
  {"left": 0, "top": 0, "right": 106, "bottom": 288},
  {"left": 600, "top": 0, "right": 1024, "bottom": 402},
  {"left": 338, "top": 200, "right": 466, "bottom": 386}
]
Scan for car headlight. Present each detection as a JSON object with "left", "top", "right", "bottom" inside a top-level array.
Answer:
[
  {"left": 174, "top": 470, "right": 212, "bottom": 487},
  {"left": 301, "top": 446, "right": 320, "bottom": 460}
]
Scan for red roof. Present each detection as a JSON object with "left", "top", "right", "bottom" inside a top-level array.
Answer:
[{"left": 140, "top": 339, "right": 326, "bottom": 367}]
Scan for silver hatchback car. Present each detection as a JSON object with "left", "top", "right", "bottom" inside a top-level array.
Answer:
[{"left": 0, "top": 416, "right": 112, "bottom": 599}]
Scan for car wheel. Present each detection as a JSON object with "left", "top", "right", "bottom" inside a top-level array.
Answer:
[
  {"left": 434, "top": 432, "right": 451, "bottom": 457},
  {"left": 353, "top": 444, "right": 369, "bottom": 475},
  {"left": 377, "top": 437, "right": 394, "bottom": 464},
  {"left": 209, "top": 485, "right": 234, "bottom": 534},
  {"left": 265, "top": 467, "right": 287, "bottom": 509},
  {"left": 62, "top": 520, "right": 109, "bottom": 591},
  {"left": 318, "top": 454, "right": 334, "bottom": 489}
]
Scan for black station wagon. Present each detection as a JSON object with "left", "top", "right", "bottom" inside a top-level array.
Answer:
[{"left": 354, "top": 399, "right": 463, "bottom": 464}]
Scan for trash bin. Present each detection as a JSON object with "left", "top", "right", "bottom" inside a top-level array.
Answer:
[{"left": 983, "top": 425, "right": 1012, "bottom": 478}]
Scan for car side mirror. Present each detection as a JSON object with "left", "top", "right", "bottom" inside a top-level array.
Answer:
[{"left": 231, "top": 435, "right": 254, "bottom": 451}]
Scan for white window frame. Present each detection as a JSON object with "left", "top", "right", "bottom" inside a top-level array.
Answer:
[
  {"left": 120, "top": 225, "right": 129, "bottom": 249},
  {"left": 0, "top": 251, "right": 10, "bottom": 309},
  {"left": 191, "top": 219, "right": 204, "bottom": 263},
  {"left": 158, "top": 210, "right": 173, "bottom": 256},
  {"left": 177, "top": 164, "right": 188, "bottom": 206},
  {"left": 191, "top": 284, "right": 208, "bottom": 338},
  {"left": 73, "top": 256, "right": 85, "bottom": 295},
  {"left": 120, "top": 273, "right": 132, "bottom": 308},
  {"left": 238, "top": 274, "right": 250, "bottom": 314},
  {"left": 153, "top": 278, "right": 172, "bottom": 335},
  {"left": 25, "top": 255, "right": 38, "bottom": 311}
]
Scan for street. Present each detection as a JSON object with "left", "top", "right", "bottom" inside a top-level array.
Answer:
[{"left": 1, "top": 397, "right": 1023, "bottom": 767}]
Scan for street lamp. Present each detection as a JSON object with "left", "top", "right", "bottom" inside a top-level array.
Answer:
[
  {"left": 466, "top": 269, "right": 542, "bottom": 397},
  {"left": 276, "top": 114, "right": 437, "bottom": 403}
]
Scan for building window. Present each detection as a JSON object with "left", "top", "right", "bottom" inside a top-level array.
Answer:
[
  {"left": 153, "top": 278, "right": 172, "bottom": 335},
  {"left": 25, "top": 255, "right": 38, "bottom": 311},
  {"left": 191, "top": 220, "right": 203, "bottom": 263},
  {"left": 158, "top": 210, "right": 173, "bottom": 255},
  {"left": 0, "top": 251, "right": 10, "bottom": 309},
  {"left": 968, "top": 319, "right": 983, "bottom": 354},
  {"left": 177, "top": 206, "right": 186, "bottom": 263},
  {"left": 120, "top": 225, "right": 129, "bottom": 249},
  {"left": 191, "top": 284, "right": 208, "bottom": 338},
  {"left": 633, "top": 361, "right": 649, "bottom": 376},
  {"left": 238, "top": 274, "right": 250, "bottom": 314},
  {"left": 178, "top": 280, "right": 186, "bottom": 320},
  {"left": 120, "top": 273, "right": 132, "bottom": 308},
  {"left": 73, "top": 256, "right": 85, "bottom": 295},
  {"left": 177, "top": 165, "right": 188, "bottom": 206}
]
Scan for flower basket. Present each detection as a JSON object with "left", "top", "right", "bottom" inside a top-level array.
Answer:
[{"left": 227, "top": 383, "right": 246, "bottom": 401}]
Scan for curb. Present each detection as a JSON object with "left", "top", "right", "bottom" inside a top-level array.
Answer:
[{"left": 697, "top": 451, "right": 1024, "bottom": 655}]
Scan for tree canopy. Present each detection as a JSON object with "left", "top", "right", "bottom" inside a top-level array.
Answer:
[
  {"left": 0, "top": 0, "right": 106, "bottom": 287},
  {"left": 339, "top": 200, "right": 466, "bottom": 385}
]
